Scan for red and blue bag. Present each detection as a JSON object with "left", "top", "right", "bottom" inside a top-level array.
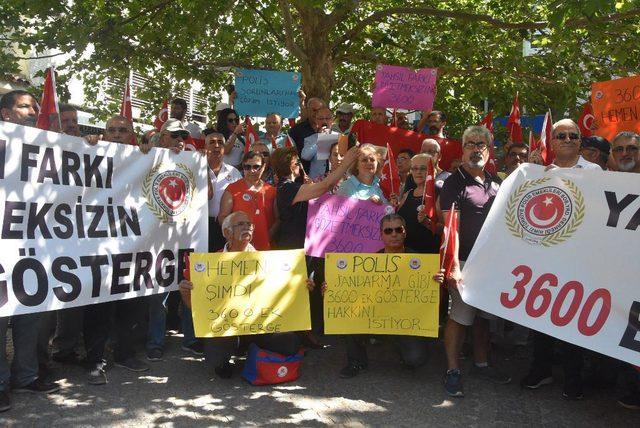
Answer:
[{"left": 241, "top": 343, "right": 304, "bottom": 385}]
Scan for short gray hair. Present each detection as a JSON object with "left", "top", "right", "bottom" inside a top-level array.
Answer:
[
  {"left": 462, "top": 125, "right": 493, "bottom": 145},
  {"left": 221, "top": 212, "right": 247, "bottom": 237},
  {"left": 421, "top": 138, "right": 441, "bottom": 153}
]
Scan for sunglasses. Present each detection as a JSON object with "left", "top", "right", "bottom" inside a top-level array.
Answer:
[
  {"left": 463, "top": 141, "right": 488, "bottom": 150},
  {"left": 243, "top": 164, "right": 262, "bottom": 171},
  {"left": 612, "top": 145, "right": 639, "bottom": 153},
  {"left": 554, "top": 132, "right": 580, "bottom": 141},
  {"left": 107, "top": 127, "right": 130, "bottom": 134},
  {"left": 382, "top": 226, "right": 405, "bottom": 235},
  {"left": 170, "top": 131, "right": 187, "bottom": 139},
  {"left": 227, "top": 117, "right": 239, "bottom": 123}
]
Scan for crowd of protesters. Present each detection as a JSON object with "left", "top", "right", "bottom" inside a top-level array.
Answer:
[{"left": 0, "top": 87, "right": 639, "bottom": 413}]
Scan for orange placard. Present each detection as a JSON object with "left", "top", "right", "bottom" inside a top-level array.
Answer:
[{"left": 591, "top": 75, "right": 640, "bottom": 141}]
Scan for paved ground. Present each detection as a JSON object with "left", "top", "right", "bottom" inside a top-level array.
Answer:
[{"left": 2, "top": 334, "right": 639, "bottom": 427}]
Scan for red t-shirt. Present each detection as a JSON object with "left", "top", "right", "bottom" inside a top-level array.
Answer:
[
  {"left": 226, "top": 180, "right": 276, "bottom": 250},
  {"left": 425, "top": 135, "right": 463, "bottom": 172}
]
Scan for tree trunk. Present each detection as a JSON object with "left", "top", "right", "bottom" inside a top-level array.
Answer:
[{"left": 297, "top": 6, "right": 335, "bottom": 103}]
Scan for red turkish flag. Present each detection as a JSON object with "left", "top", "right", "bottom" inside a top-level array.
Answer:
[
  {"left": 243, "top": 116, "right": 260, "bottom": 154},
  {"left": 184, "top": 136, "right": 205, "bottom": 152},
  {"left": 440, "top": 203, "right": 459, "bottom": 279},
  {"left": 506, "top": 93, "right": 523, "bottom": 143},
  {"left": 529, "top": 129, "right": 538, "bottom": 151},
  {"left": 285, "top": 134, "right": 294, "bottom": 148},
  {"left": 478, "top": 111, "right": 493, "bottom": 134},
  {"left": 36, "top": 67, "right": 60, "bottom": 131},
  {"left": 120, "top": 77, "right": 133, "bottom": 121},
  {"left": 288, "top": 118, "right": 296, "bottom": 128},
  {"left": 154, "top": 99, "right": 169, "bottom": 131},
  {"left": 390, "top": 109, "right": 398, "bottom": 127},
  {"left": 539, "top": 110, "right": 553, "bottom": 165},
  {"left": 478, "top": 111, "right": 497, "bottom": 174},
  {"left": 577, "top": 102, "right": 595, "bottom": 137},
  {"left": 422, "top": 158, "right": 437, "bottom": 233},
  {"left": 379, "top": 143, "right": 399, "bottom": 200}
]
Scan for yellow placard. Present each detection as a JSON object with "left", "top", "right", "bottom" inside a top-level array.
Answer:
[
  {"left": 324, "top": 253, "right": 440, "bottom": 337},
  {"left": 190, "top": 249, "right": 310, "bottom": 337}
]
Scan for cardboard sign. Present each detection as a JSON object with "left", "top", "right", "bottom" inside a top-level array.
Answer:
[
  {"left": 372, "top": 64, "right": 437, "bottom": 110},
  {"left": 305, "top": 194, "right": 392, "bottom": 257},
  {"left": 591, "top": 75, "right": 640, "bottom": 141},
  {"left": 461, "top": 163, "right": 640, "bottom": 365},
  {"left": 190, "top": 249, "right": 310, "bottom": 337},
  {"left": 234, "top": 68, "right": 301, "bottom": 118},
  {"left": 324, "top": 253, "right": 440, "bottom": 337},
  {"left": 0, "top": 122, "right": 208, "bottom": 316}
]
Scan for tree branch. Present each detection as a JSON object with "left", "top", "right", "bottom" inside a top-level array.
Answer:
[
  {"left": 277, "top": 0, "right": 307, "bottom": 61},
  {"left": 243, "top": 0, "right": 285, "bottom": 44},
  {"left": 13, "top": 52, "right": 66, "bottom": 60},
  {"left": 326, "top": 0, "right": 361, "bottom": 27},
  {"left": 333, "top": 6, "right": 640, "bottom": 53}
]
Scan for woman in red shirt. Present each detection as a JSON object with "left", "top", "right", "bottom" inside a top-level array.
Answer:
[{"left": 218, "top": 151, "right": 278, "bottom": 250}]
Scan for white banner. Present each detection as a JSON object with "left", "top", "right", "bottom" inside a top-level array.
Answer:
[
  {"left": 461, "top": 163, "right": 640, "bottom": 366},
  {"left": 0, "top": 122, "right": 208, "bottom": 316}
]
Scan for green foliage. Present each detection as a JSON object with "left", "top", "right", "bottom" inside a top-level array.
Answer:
[{"left": 3, "top": 0, "right": 639, "bottom": 137}]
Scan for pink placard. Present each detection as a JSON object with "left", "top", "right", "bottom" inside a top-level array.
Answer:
[
  {"left": 372, "top": 64, "right": 437, "bottom": 110},
  {"left": 305, "top": 194, "right": 391, "bottom": 257}
]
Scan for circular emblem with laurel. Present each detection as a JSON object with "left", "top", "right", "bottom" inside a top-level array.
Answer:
[
  {"left": 505, "top": 178, "right": 585, "bottom": 247},
  {"left": 143, "top": 163, "right": 196, "bottom": 223}
]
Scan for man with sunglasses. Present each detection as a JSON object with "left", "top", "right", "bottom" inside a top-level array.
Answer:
[
  {"left": 339, "top": 214, "right": 430, "bottom": 378},
  {"left": 439, "top": 125, "right": 510, "bottom": 397},
  {"left": 548, "top": 119, "right": 600, "bottom": 170},
  {"left": 500, "top": 143, "right": 529, "bottom": 178},
  {"left": 156, "top": 118, "right": 188, "bottom": 153},
  {"left": 520, "top": 119, "right": 598, "bottom": 400}
]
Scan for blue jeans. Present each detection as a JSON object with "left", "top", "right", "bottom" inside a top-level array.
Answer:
[
  {"left": 0, "top": 313, "right": 41, "bottom": 391},
  {"left": 147, "top": 293, "right": 197, "bottom": 350}
]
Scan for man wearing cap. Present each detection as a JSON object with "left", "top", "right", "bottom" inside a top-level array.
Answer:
[
  {"left": 580, "top": 135, "right": 610, "bottom": 170},
  {"left": 170, "top": 97, "right": 203, "bottom": 139},
  {"left": 155, "top": 118, "right": 188, "bottom": 152},
  {"left": 332, "top": 103, "right": 354, "bottom": 133}
]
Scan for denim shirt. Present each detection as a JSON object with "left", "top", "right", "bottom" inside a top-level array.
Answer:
[{"left": 335, "top": 175, "right": 389, "bottom": 204}]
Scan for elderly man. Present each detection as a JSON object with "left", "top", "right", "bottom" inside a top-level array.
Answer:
[
  {"left": 155, "top": 118, "right": 187, "bottom": 153},
  {"left": 439, "top": 125, "right": 511, "bottom": 397},
  {"left": 301, "top": 107, "right": 339, "bottom": 179},
  {"left": 338, "top": 213, "right": 430, "bottom": 378},
  {"left": 289, "top": 97, "right": 326, "bottom": 170},
  {"left": 370, "top": 107, "right": 388, "bottom": 125},
  {"left": 332, "top": 103, "right": 354, "bottom": 133},
  {"left": 179, "top": 212, "right": 301, "bottom": 379},
  {"left": 520, "top": 119, "right": 599, "bottom": 400},
  {"left": 0, "top": 90, "right": 58, "bottom": 413},
  {"left": 580, "top": 135, "right": 610, "bottom": 170},
  {"left": 260, "top": 112, "right": 287, "bottom": 149},
  {"left": 404, "top": 138, "right": 451, "bottom": 194},
  {"left": 0, "top": 89, "right": 38, "bottom": 126},
  {"left": 611, "top": 131, "right": 640, "bottom": 173},
  {"left": 549, "top": 119, "right": 600, "bottom": 170}
]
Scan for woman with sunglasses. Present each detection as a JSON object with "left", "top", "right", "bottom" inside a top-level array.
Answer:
[
  {"left": 216, "top": 108, "right": 245, "bottom": 168},
  {"left": 218, "top": 151, "right": 278, "bottom": 250},
  {"left": 396, "top": 154, "right": 445, "bottom": 254},
  {"left": 335, "top": 144, "right": 388, "bottom": 204}
]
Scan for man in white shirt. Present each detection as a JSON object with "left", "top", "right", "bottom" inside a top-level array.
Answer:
[
  {"left": 206, "top": 131, "right": 242, "bottom": 251},
  {"left": 302, "top": 107, "right": 339, "bottom": 179},
  {"left": 549, "top": 119, "right": 601, "bottom": 170}
]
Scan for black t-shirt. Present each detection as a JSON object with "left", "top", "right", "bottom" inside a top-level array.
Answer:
[
  {"left": 397, "top": 191, "right": 440, "bottom": 254},
  {"left": 275, "top": 178, "right": 308, "bottom": 249}
]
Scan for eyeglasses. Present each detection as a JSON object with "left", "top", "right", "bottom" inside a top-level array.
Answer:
[
  {"left": 170, "top": 131, "right": 187, "bottom": 139},
  {"left": 410, "top": 166, "right": 429, "bottom": 172},
  {"left": 227, "top": 117, "right": 239, "bottom": 123},
  {"left": 243, "top": 164, "right": 262, "bottom": 171},
  {"left": 232, "top": 221, "right": 254, "bottom": 229},
  {"left": 612, "top": 145, "right": 639, "bottom": 154},
  {"left": 107, "top": 127, "right": 130, "bottom": 134},
  {"left": 382, "top": 226, "right": 405, "bottom": 235},
  {"left": 554, "top": 132, "right": 580, "bottom": 141},
  {"left": 463, "top": 141, "right": 488, "bottom": 151}
]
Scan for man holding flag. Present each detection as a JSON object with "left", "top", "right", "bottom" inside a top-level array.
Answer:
[{"left": 438, "top": 125, "right": 510, "bottom": 397}]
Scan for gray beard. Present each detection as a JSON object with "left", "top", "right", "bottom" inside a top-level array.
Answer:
[
  {"left": 618, "top": 160, "right": 636, "bottom": 171},
  {"left": 468, "top": 158, "right": 486, "bottom": 169}
]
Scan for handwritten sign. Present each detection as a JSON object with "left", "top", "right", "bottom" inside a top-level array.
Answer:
[
  {"left": 592, "top": 75, "right": 640, "bottom": 141},
  {"left": 305, "top": 194, "right": 391, "bottom": 257},
  {"left": 234, "top": 68, "right": 301, "bottom": 118},
  {"left": 324, "top": 253, "right": 440, "bottom": 337},
  {"left": 372, "top": 64, "right": 437, "bottom": 110},
  {"left": 189, "top": 249, "right": 310, "bottom": 337}
]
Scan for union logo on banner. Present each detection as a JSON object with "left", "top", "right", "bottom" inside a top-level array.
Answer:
[
  {"left": 143, "top": 163, "right": 196, "bottom": 223},
  {"left": 505, "top": 177, "right": 585, "bottom": 246}
]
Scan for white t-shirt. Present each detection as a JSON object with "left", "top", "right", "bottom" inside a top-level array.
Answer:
[
  {"left": 551, "top": 155, "right": 601, "bottom": 170},
  {"left": 208, "top": 163, "right": 242, "bottom": 218},
  {"left": 184, "top": 121, "right": 203, "bottom": 139}
]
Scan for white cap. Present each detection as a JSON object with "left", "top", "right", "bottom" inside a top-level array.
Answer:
[{"left": 215, "top": 102, "right": 230, "bottom": 112}]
